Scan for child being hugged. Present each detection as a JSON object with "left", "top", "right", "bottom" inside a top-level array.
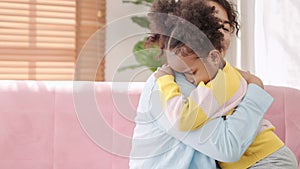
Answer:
[{"left": 149, "top": 0, "right": 298, "bottom": 168}]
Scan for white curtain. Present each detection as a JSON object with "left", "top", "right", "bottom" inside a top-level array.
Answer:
[{"left": 255, "top": 0, "right": 300, "bottom": 89}]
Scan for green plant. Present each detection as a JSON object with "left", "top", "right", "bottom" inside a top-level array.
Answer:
[
  {"left": 119, "top": 0, "right": 166, "bottom": 72},
  {"left": 122, "top": 0, "right": 154, "bottom": 7}
]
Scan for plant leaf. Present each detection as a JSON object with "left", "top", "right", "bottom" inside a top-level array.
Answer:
[
  {"left": 117, "top": 64, "right": 144, "bottom": 72},
  {"left": 133, "top": 39, "right": 167, "bottom": 72},
  {"left": 131, "top": 16, "right": 150, "bottom": 29},
  {"left": 122, "top": 0, "right": 142, "bottom": 5},
  {"left": 122, "top": 0, "right": 153, "bottom": 6}
]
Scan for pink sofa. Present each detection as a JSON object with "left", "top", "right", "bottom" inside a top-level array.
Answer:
[{"left": 0, "top": 81, "right": 299, "bottom": 169}]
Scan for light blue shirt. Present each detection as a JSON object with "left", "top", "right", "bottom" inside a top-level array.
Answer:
[{"left": 130, "top": 73, "right": 273, "bottom": 169}]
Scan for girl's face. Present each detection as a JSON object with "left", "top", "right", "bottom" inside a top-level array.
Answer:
[
  {"left": 167, "top": 50, "right": 222, "bottom": 85},
  {"left": 166, "top": 51, "right": 206, "bottom": 85},
  {"left": 207, "top": 1, "right": 231, "bottom": 56},
  {"left": 166, "top": 51, "right": 201, "bottom": 75}
]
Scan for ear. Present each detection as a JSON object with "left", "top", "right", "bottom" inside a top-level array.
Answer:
[{"left": 208, "top": 49, "right": 221, "bottom": 66}]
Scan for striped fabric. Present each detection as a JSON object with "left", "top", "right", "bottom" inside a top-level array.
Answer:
[{"left": 157, "top": 61, "right": 248, "bottom": 130}]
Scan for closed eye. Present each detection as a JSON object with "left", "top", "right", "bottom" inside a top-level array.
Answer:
[
  {"left": 221, "top": 21, "right": 231, "bottom": 32},
  {"left": 222, "top": 26, "right": 230, "bottom": 32}
]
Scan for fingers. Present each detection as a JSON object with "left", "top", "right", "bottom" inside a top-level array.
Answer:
[
  {"left": 160, "top": 64, "right": 173, "bottom": 75},
  {"left": 154, "top": 64, "right": 174, "bottom": 79}
]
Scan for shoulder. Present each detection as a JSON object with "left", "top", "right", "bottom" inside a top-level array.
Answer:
[
  {"left": 142, "top": 74, "right": 157, "bottom": 94},
  {"left": 137, "top": 74, "right": 157, "bottom": 113}
]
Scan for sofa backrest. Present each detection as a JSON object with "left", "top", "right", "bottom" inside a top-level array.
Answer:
[
  {"left": 265, "top": 85, "right": 300, "bottom": 167},
  {"left": 0, "top": 81, "right": 299, "bottom": 169}
]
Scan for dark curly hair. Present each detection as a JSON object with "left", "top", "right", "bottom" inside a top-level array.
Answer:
[
  {"left": 208, "top": 0, "right": 240, "bottom": 35},
  {"left": 147, "top": 0, "right": 224, "bottom": 58}
]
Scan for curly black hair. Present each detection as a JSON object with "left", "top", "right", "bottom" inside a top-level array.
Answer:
[
  {"left": 147, "top": 0, "right": 224, "bottom": 58},
  {"left": 208, "top": 0, "right": 240, "bottom": 35}
]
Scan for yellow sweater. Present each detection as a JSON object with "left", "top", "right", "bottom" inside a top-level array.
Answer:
[
  {"left": 157, "top": 62, "right": 247, "bottom": 130},
  {"left": 156, "top": 62, "right": 284, "bottom": 169},
  {"left": 219, "top": 128, "right": 283, "bottom": 169}
]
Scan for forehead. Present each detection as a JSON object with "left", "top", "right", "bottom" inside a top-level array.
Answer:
[
  {"left": 206, "top": 1, "right": 229, "bottom": 23},
  {"left": 167, "top": 52, "right": 199, "bottom": 73}
]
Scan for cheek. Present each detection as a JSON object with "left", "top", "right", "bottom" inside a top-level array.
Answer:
[
  {"left": 222, "top": 33, "right": 231, "bottom": 49},
  {"left": 219, "top": 29, "right": 231, "bottom": 50},
  {"left": 167, "top": 55, "right": 189, "bottom": 73}
]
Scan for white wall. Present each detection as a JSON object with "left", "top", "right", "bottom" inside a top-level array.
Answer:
[{"left": 105, "top": 1, "right": 152, "bottom": 82}]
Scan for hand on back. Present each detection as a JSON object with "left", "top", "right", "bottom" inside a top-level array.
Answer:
[{"left": 237, "top": 68, "right": 264, "bottom": 89}]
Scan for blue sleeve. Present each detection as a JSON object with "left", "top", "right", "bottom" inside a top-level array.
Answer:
[{"left": 154, "top": 83, "right": 274, "bottom": 162}]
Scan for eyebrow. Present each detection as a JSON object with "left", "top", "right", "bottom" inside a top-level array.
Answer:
[{"left": 223, "top": 20, "right": 230, "bottom": 25}]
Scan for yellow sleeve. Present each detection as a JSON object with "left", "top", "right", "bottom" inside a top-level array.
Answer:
[
  {"left": 156, "top": 75, "right": 181, "bottom": 101},
  {"left": 156, "top": 75, "right": 209, "bottom": 131}
]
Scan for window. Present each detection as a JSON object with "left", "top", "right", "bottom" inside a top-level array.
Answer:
[
  {"left": 237, "top": 0, "right": 300, "bottom": 89},
  {"left": 255, "top": 0, "right": 300, "bottom": 89},
  {"left": 0, "top": 0, "right": 105, "bottom": 81}
]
